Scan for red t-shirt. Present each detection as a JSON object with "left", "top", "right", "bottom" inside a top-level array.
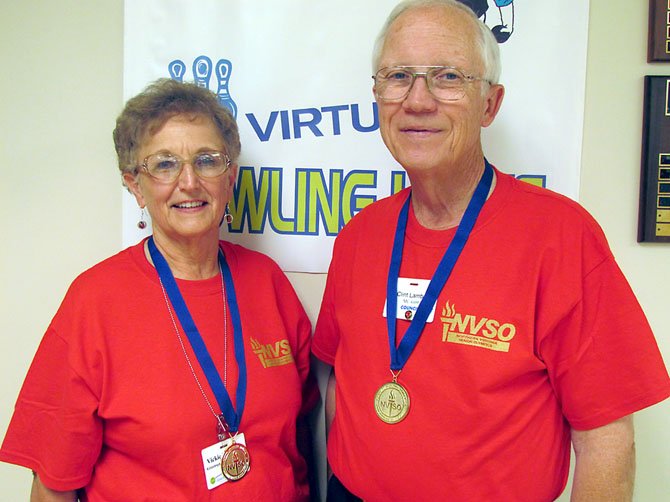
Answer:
[
  {"left": 313, "top": 169, "right": 670, "bottom": 501},
  {"left": 1, "top": 240, "right": 318, "bottom": 500}
]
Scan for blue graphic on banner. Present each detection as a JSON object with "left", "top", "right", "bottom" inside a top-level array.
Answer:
[
  {"left": 457, "top": 0, "right": 515, "bottom": 43},
  {"left": 245, "top": 104, "right": 379, "bottom": 142},
  {"left": 169, "top": 56, "right": 238, "bottom": 118}
]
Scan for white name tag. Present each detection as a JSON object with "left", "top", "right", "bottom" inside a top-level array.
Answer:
[
  {"left": 383, "top": 278, "right": 436, "bottom": 322},
  {"left": 201, "top": 433, "right": 247, "bottom": 490}
]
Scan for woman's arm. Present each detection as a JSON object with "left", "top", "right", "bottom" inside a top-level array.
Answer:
[
  {"left": 30, "top": 474, "right": 78, "bottom": 502},
  {"left": 325, "top": 367, "right": 336, "bottom": 438}
]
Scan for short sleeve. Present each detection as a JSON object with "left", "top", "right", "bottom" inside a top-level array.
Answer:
[
  {"left": 271, "top": 264, "right": 320, "bottom": 416},
  {"left": 540, "top": 257, "right": 670, "bottom": 430},
  {"left": 0, "top": 325, "right": 102, "bottom": 490},
  {"left": 312, "top": 248, "right": 341, "bottom": 366}
]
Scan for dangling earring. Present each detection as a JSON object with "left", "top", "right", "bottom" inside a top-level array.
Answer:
[
  {"left": 223, "top": 203, "right": 233, "bottom": 224},
  {"left": 137, "top": 207, "right": 147, "bottom": 229}
]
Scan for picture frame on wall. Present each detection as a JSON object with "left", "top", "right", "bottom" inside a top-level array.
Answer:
[
  {"left": 639, "top": 76, "right": 670, "bottom": 242},
  {"left": 648, "top": 0, "right": 670, "bottom": 62}
]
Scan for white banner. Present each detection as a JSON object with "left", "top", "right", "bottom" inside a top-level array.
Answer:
[{"left": 122, "top": 0, "right": 590, "bottom": 272}]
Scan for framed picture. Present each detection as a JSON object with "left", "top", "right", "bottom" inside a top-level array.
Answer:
[
  {"left": 648, "top": 0, "right": 670, "bottom": 62},
  {"left": 639, "top": 76, "right": 670, "bottom": 242}
]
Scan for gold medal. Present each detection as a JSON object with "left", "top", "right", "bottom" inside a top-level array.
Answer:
[
  {"left": 221, "top": 441, "right": 250, "bottom": 481},
  {"left": 374, "top": 380, "right": 410, "bottom": 424}
]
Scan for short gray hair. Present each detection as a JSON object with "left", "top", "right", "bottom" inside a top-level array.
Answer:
[
  {"left": 371, "top": 0, "right": 501, "bottom": 84},
  {"left": 113, "top": 78, "right": 241, "bottom": 176}
]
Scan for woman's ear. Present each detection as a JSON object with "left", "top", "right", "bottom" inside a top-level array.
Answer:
[
  {"left": 227, "top": 163, "right": 239, "bottom": 190},
  {"left": 123, "top": 172, "right": 146, "bottom": 207}
]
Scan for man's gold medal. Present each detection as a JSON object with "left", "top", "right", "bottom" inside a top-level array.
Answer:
[{"left": 374, "top": 381, "right": 410, "bottom": 424}]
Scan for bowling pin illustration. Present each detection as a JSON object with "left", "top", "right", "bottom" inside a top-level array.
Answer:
[
  {"left": 168, "top": 60, "right": 186, "bottom": 82},
  {"left": 193, "top": 55, "right": 213, "bottom": 89},
  {"left": 215, "top": 59, "right": 237, "bottom": 118}
]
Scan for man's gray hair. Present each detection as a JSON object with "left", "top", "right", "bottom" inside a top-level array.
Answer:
[{"left": 371, "top": 0, "right": 501, "bottom": 84}]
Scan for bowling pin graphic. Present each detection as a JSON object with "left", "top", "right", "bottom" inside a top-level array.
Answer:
[
  {"left": 168, "top": 60, "right": 186, "bottom": 82},
  {"left": 215, "top": 59, "right": 237, "bottom": 118},
  {"left": 192, "top": 55, "right": 213, "bottom": 89}
]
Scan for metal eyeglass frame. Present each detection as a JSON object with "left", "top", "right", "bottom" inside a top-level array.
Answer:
[
  {"left": 373, "top": 65, "right": 490, "bottom": 102},
  {"left": 138, "top": 150, "right": 232, "bottom": 182}
]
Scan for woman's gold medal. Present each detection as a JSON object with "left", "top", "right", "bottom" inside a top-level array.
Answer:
[{"left": 221, "top": 441, "right": 250, "bottom": 481}]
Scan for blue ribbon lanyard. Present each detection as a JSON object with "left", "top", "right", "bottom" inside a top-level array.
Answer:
[
  {"left": 148, "top": 237, "right": 247, "bottom": 433},
  {"left": 386, "top": 160, "right": 493, "bottom": 371}
]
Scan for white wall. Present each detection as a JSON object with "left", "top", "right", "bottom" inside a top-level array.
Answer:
[
  {"left": 0, "top": 1, "right": 667, "bottom": 500},
  {"left": 577, "top": 1, "right": 670, "bottom": 499}
]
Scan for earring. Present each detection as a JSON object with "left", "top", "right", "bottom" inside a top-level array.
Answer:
[
  {"left": 223, "top": 203, "right": 233, "bottom": 224},
  {"left": 137, "top": 208, "right": 147, "bottom": 229}
]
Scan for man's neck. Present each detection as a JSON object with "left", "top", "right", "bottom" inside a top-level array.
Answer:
[{"left": 407, "top": 155, "right": 493, "bottom": 230}]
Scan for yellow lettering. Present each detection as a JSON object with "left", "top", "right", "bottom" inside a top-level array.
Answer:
[
  {"left": 295, "top": 171, "right": 308, "bottom": 233},
  {"left": 441, "top": 321, "right": 451, "bottom": 342},
  {"left": 516, "top": 175, "right": 545, "bottom": 188},
  {"left": 391, "top": 171, "right": 407, "bottom": 195},
  {"left": 229, "top": 167, "right": 270, "bottom": 232},
  {"left": 269, "top": 169, "right": 294, "bottom": 232},
  {"left": 307, "top": 170, "right": 342, "bottom": 234},
  {"left": 342, "top": 171, "right": 376, "bottom": 224},
  {"left": 497, "top": 323, "right": 516, "bottom": 342},
  {"left": 452, "top": 314, "right": 469, "bottom": 333},
  {"left": 482, "top": 319, "right": 500, "bottom": 338},
  {"left": 468, "top": 316, "right": 487, "bottom": 335}
]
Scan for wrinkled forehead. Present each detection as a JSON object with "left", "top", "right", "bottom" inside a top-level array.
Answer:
[{"left": 379, "top": 5, "right": 482, "bottom": 73}]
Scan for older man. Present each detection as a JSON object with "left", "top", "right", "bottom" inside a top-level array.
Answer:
[{"left": 312, "top": 1, "right": 670, "bottom": 500}]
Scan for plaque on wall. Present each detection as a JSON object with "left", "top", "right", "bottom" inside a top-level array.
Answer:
[
  {"left": 648, "top": 0, "right": 670, "bottom": 62},
  {"left": 639, "top": 76, "right": 670, "bottom": 242}
]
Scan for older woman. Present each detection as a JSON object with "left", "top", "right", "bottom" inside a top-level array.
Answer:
[{"left": 0, "top": 79, "right": 318, "bottom": 500}]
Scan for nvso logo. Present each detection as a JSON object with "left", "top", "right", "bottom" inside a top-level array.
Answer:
[
  {"left": 440, "top": 301, "right": 517, "bottom": 353},
  {"left": 250, "top": 337, "right": 294, "bottom": 368}
]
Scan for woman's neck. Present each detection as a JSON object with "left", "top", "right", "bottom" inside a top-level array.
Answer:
[{"left": 144, "top": 233, "right": 221, "bottom": 280}]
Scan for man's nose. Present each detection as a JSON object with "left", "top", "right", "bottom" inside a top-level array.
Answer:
[{"left": 403, "top": 74, "right": 437, "bottom": 111}]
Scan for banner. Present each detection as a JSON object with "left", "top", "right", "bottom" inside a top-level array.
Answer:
[{"left": 122, "top": 0, "right": 590, "bottom": 272}]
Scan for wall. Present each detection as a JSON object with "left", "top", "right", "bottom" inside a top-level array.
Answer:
[
  {"left": 0, "top": 0, "right": 667, "bottom": 500},
  {"left": 578, "top": 0, "right": 670, "bottom": 499}
]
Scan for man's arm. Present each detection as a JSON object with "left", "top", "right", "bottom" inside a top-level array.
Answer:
[
  {"left": 570, "top": 414, "right": 635, "bottom": 502},
  {"left": 30, "top": 474, "right": 78, "bottom": 502}
]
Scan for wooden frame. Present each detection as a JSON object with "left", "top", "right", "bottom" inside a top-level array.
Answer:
[
  {"left": 639, "top": 76, "right": 670, "bottom": 242},
  {"left": 648, "top": 0, "right": 670, "bottom": 62}
]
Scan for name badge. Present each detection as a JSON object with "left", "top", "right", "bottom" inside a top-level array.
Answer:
[
  {"left": 383, "top": 278, "right": 436, "bottom": 322},
  {"left": 201, "top": 433, "right": 247, "bottom": 490}
]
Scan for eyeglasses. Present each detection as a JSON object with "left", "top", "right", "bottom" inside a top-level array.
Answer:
[
  {"left": 138, "top": 150, "right": 232, "bottom": 183},
  {"left": 373, "top": 66, "right": 489, "bottom": 102}
]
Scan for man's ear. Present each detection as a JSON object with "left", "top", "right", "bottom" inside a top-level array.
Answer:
[{"left": 481, "top": 84, "right": 505, "bottom": 128}]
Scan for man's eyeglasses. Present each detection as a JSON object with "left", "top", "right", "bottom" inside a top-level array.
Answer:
[
  {"left": 373, "top": 66, "right": 489, "bottom": 102},
  {"left": 138, "top": 150, "right": 232, "bottom": 183}
]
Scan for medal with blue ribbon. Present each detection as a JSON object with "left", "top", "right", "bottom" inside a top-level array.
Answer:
[
  {"left": 148, "top": 237, "right": 250, "bottom": 480},
  {"left": 374, "top": 160, "right": 494, "bottom": 424}
]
